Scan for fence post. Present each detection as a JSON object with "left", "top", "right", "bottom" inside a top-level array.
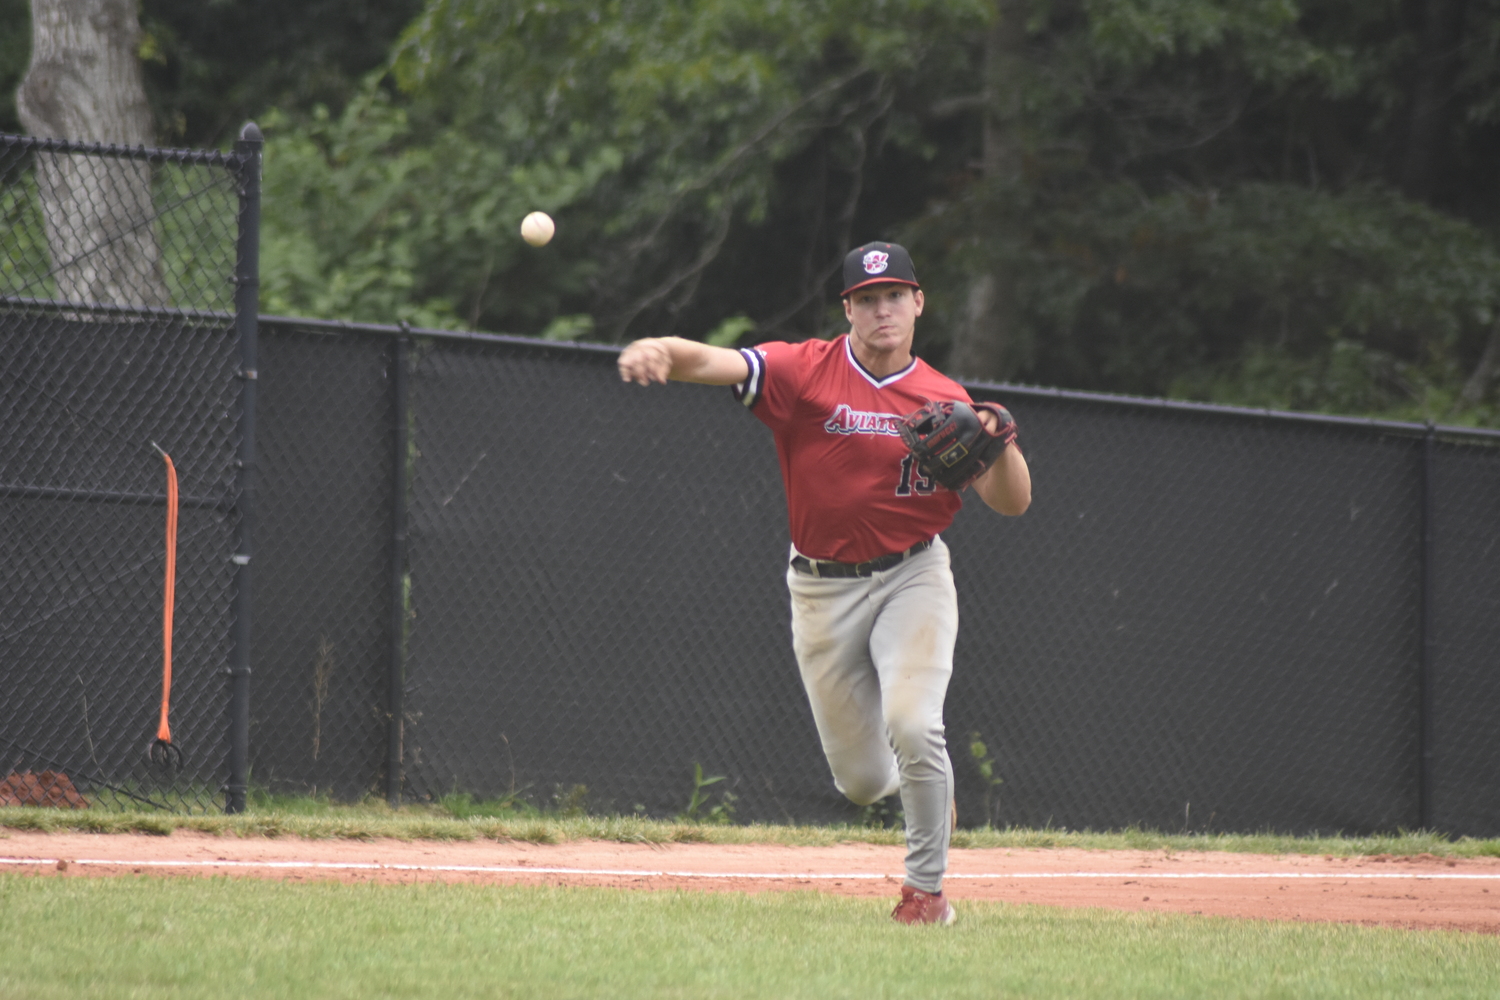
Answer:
[
  {"left": 387, "top": 331, "right": 411, "bottom": 807},
  {"left": 1418, "top": 423, "right": 1437, "bottom": 831},
  {"left": 226, "top": 122, "right": 262, "bottom": 814}
]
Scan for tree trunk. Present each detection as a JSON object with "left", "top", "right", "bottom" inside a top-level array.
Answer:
[
  {"left": 16, "top": 0, "right": 168, "bottom": 308},
  {"left": 1459, "top": 321, "right": 1500, "bottom": 406},
  {"left": 1400, "top": 0, "right": 1468, "bottom": 202},
  {"left": 947, "top": 0, "right": 1024, "bottom": 382}
]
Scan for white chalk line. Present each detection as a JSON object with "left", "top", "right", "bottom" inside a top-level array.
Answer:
[{"left": 3, "top": 858, "right": 1499, "bottom": 880}]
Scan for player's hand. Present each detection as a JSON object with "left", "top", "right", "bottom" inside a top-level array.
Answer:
[
  {"left": 973, "top": 402, "right": 1018, "bottom": 446},
  {"left": 618, "top": 338, "right": 673, "bottom": 386}
]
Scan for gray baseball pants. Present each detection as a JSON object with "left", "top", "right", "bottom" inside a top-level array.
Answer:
[{"left": 786, "top": 536, "right": 957, "bottom": 893}]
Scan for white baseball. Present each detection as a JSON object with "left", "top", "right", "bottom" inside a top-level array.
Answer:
[{"left": 520, "top": 211, "right": 555, "bottom": 246}]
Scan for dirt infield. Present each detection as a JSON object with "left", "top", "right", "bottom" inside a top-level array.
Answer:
[{"left": 4, "top": 831, "right": 1498, "bottom": 933}]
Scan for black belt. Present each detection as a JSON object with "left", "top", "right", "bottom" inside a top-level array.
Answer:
[{"left": 791, "top": 539, "right": 933, "bottom": 579}]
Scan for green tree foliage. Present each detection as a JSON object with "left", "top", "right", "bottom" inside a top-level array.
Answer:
[
  {"left": 10, "top": 0, "right": 1499, "bottom": 421},
  {"left": 912, "top": 173, "right": 1500, "bottom": 419},
  {"left": 139, "top": 0, "right": 425, "bottom": 146},
  {"left": 251, "top": 0, "right": 1500, "bottom": 422},
  {"left": 258, "top": 91, "right": 618, "bottom": 328},
  {"left": 909, "top": 0, "right": 1500, "bottom": 423},
  {"left": 375, "top": 0, "right": 989, "bottom": 339}
]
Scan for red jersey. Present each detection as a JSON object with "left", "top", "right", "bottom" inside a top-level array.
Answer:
[{"left": 734, "top": 334, "right": 972, "bottom": 563}]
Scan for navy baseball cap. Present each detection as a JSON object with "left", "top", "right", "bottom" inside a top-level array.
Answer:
[{"left": 841, "top": 242, "right": 920, "bottom": 297}]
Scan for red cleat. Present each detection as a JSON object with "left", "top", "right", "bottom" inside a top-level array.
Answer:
[{"left": 891, "top": 885, "right": 956, "bottom": 925}]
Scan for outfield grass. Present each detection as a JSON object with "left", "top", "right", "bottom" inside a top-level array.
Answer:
[
  {"left": 1, "top": 872, "right": 1496, "bottom": 999},
  {"left": 4, "top": 801, "right": 1500, "bottom": 859}
]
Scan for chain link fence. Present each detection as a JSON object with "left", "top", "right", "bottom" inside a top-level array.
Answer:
[
  {"left": 249, "top": 318, "right": 1500, "bottom": 836},
  {"left": 1429, "top": 439, "right": 1500, "bottom": 834},
  {"left": 0, "top": 132, "right": 258, "bottom": 812},
  {"left": 4, "top": 130, "right": 1498, "bottom": 833},
  {"left": 947, "top": 394, "right": 1427, "bottom": 834},
  {"left": 250, "top": 327, "right": 394, "bottom": 801}
]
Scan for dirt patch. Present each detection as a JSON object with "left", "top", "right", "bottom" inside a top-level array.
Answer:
[
  {"left": 0, "top": 773, "right": 88, "bottom": 808},
  {"left": 4, "top": 831, "right": 1498, "bottom": 934}
]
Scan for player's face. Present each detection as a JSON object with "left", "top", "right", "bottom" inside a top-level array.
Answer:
[{"left": 844, "top": 283, "right": 923, "bottom": 362}]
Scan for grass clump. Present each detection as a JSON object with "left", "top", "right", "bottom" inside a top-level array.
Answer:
[{"left": 4, "top": 798, "right": 1499, "bottom": 859}]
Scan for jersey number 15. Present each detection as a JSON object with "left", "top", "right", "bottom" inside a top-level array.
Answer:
[{"left": 896, "top": 455, "right": 936, "bottom": 496}]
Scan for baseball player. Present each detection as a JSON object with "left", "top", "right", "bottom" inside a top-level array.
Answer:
[{"left": 618, "top": 242, "right": 1031, "bottom": 925}]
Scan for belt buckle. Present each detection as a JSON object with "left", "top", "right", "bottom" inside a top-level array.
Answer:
[{"left": 854, "top": 560, "right": 874, "bottom": 578}]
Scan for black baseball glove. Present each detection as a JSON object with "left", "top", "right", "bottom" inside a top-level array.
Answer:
[{"left": 897, "top": 400, "right": 1017, "bottom": 492}]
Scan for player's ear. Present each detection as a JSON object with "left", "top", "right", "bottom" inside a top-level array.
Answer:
[
  {"left": 842, "top": 296, "right": 854, "bottom": 322},
  {"left": 912, "top": 289, "right": 924, "bottom": 317}
]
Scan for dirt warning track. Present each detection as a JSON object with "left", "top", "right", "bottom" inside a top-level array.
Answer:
[{"left": 4, "top": 832, "right": 1498, "bottom": 934}]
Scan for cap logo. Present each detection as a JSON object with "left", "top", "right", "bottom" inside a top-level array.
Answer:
[{"left": 862, "top": 251, "right": 889, "bottom": 274}]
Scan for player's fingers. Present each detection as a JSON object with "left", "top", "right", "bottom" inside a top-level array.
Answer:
[
  {"left": 974, "top": 402, "right": 1015, "bottom": 439},
  {"left": 620, "top": 340, "right": 671, "bottom": 385},
  {"left": 618, "top": 343, "right": 655, "bottom": 384},
  {"left": 648, "top": 342, "right": 672, "bottom": 383},
  {"left": 626, "top": 365, "right": 662, "bottom": 386}
]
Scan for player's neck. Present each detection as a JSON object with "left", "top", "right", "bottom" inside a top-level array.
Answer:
[{"left": 848, "top": 336, "right": 913, "bottom": 379}]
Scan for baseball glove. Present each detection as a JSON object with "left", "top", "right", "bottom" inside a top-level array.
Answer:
[{"left": 898, "top": 400, "right": 1017, "bottom": 492}]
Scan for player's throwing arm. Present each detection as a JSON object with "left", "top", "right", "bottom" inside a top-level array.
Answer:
[{"left": 618, "top": 337, "right": 749, "bottom": 386}]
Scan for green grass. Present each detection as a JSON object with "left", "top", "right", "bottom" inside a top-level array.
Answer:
[
  {"left": 1, "top": 873, "right": 1496, "bottom": 999},
  {"left": 4, "top": 801, "right": 1500, "bottom": 859}
]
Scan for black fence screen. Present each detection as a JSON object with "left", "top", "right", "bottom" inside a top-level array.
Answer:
[
  {"left": 1430, "top": 441, "right": 1500, "bottom": 834},
  {"left": 4, "top": 131, "right": 1497, "bottom": 834},
  {"left": 0, "top": 133, "right": 255, "bottom": 812},
  {"left": 399, "top": 338, "right": 807, "bottom": 817},
  {"left": 249, "top": 329, "right": 394, "bottom": 801},
  {"left": 251, "top": 319, "right": 1500, "bottom": 837},
  {"left": 945, "top": 394, "right": 1426, "bottom": 835}
]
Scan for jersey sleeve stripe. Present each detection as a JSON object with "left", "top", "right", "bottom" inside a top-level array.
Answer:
[{"left": 733, "top": 347, "right": 765, "bottom": 408}]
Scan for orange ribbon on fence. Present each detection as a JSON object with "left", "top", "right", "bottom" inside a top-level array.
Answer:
[{"left": 150, "top": 444, "right": 181, "bottom": 769}]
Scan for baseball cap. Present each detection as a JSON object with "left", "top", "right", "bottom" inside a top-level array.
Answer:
[{"left": 841, "top": 242, "right": 920, "bottom": 297}]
